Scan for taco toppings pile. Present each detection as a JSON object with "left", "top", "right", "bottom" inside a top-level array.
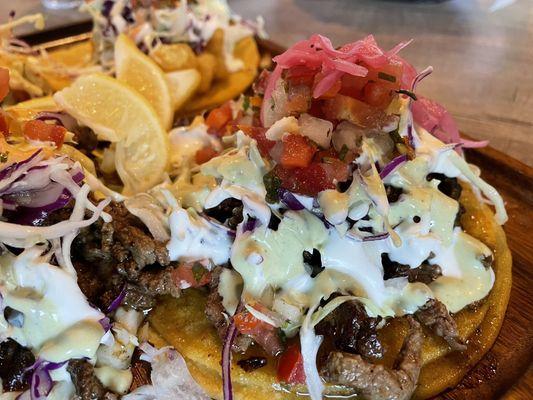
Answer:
[{"left": 0, "top": 7, "right": 511, "bottom": 400}]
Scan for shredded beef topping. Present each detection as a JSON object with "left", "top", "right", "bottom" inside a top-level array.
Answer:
[
  {"left": 249, "top": 324, "right": 284, "bottom": 357},
  {"left": 129, "top": 346, "right": 152, "bottom": 392},
  {"left": 56, "top": 202, "right": 174, "bottom": 310},
  {"left": 382, "top": 254, "right": 442, "bottom": 284},
  {"left": 322, "top": 317, "right": 422, "bottom": 400},
  {"left": 414, "top": 299, "right": 466, "bottom": 351},
  {"left": 122, "top": 283, "right": 157, "bottom": 311},
  {"left": 73, "top": 259, "right": 124, "bottom": 312},
  {"left": 316, "top": 298, "right": 382, "bottom": 360},
  {"left": 0, "top": 339, "right": 35, "bottom": 392},
  {"left": 67, "top": 359, "right": 108, "bottom": 400},
  {"left": 237, "top": 356, "right": 267, "bottom": 372},
  {"left": 107, "top": 204, "right": 170, "bottom": 278}
]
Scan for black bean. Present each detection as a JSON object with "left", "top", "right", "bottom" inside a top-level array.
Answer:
[{"left": 237, "top": 356, "right": 268, "bottom": 372}]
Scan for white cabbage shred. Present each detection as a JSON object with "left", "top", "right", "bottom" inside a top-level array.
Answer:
[{"left": 123, "top": 343, "right": 209, "bottom": 400}]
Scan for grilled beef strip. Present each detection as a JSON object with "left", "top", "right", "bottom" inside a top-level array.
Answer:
[
  {"left": 426, "top": 173, "right": 462, "bottom": 200},
  {"left": 414, "top": 299, "right": 467, "bottom": 351},
  {"left": 316, "top": 298, "right": 382, "bottom": 360},
  {"left": 382, "top": 253, "right": 442, "bottom": 284},
  {"left": 0, "top": 339, "right": 35, "bottom": 392},
  {"left": 44, "top": 202, "right": 182, "bottom": 311},
  {"left": 322, "top": 316, "right": 423, "bottom": 400},
  {"left": 67, "top": 359, "right": 109, "bottom": 400}
]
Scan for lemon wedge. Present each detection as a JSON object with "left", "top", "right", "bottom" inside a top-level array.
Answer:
[
  {"left": 53, "top": 73, "right": 169, "bottom": 194},
  {"left": 166, "top": 69, "right": 201, "bottom": 112},
  {"left": 114, "top": 34, "right": 173, "bottom": 130}
]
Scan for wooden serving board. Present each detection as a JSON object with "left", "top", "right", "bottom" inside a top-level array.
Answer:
[{"left": 443, "top": 144, "right": 533, "bottom": 399}]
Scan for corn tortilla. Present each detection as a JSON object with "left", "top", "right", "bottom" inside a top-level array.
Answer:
[{"left": 147, "top": 183, "right": 512, "bottom": 399}]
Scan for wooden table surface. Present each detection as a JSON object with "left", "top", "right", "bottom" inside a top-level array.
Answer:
[{"left": 230, "top": 0, "right": 533, "bottom": 167}]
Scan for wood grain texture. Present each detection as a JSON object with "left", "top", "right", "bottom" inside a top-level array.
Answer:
[{"left": 229, "top": 0, "right": 533, "bottom": 166}]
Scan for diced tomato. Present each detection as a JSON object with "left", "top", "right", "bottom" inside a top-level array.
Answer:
[
  {"left": 339, "top": 73, "right": 368, "bottom": 99},
  {"left": 319, "top": 80, "right": 341, "bottom": 99},
  {"left": 170, "top": 262, "right": 211, "bottom": 289},
  {"left": 23, "top": 120, "right": 66, "bottom": 148},
  {"left": 195, "top": 146, "right": 218, "bottom": 164},
  {"left": 275, "top": 163, "right": 335, "bottom": 197},
  {"left": 363, "top": 82, "right": 394, "bottom": 109},
  {"left": 250, "top": 96, "right": 262, "bottom": 108},
  {"left": 313, "top": 149, "right": 350, "bottom": 183},
  {"left": 0, "top": 68, "right": 9, "bottom": 102},
  {"left": 361, "top": 59, "right": 403, "bottom": 109},
  {"left": 321, "top": 159, "right": 350, "bottom": 183},
  {"left": 238, "top": 125, "right": 275, "bottom": 156},
  {"left": 322, "top": 94, "right": 393, "bottom": 129},
  {"left": 285, "top": 66, "right": 317, "bottom": 87},
  {"left": 313, "top": 148, "right": 339, "bottom": 162},
  {"left": 205, "top": 102, "right": 233, "bottom": 136},
  {"left": 234, "top": 309, "right": 276, "bottom": 336},
  {"left": 277, "top": 343, "right": 305, "bottom": 384},
  {"left": 280, "top": 134, "right": 317, "bottom": 169},
  {"left": 286, "top": 84, "right": 311, "bottom": 115}
]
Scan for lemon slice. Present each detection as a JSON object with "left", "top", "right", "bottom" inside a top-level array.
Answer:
[
  {"left": 53, "top": 73, "right": 169, "bottom": 194},
  {"left": 166, "top": 69, "right": 201, "bottom": 112},
  {"left": 115, "top": 34, "right": 173, "bottom": 130}
]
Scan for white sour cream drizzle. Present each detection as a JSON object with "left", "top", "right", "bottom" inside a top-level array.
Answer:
[
  {"left": 0, "top": 246, "right": 105, "bottom": 362},
  {"left": 230, "top": 124, "right": 501, "bottom": 318},
  {"left": 167, "top": 206, "right": 232, "bottom": 265}
]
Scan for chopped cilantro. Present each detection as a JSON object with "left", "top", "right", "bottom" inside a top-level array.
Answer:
[
  {"left": 192, "top": 262, "right": 205, "bottom": 283},
  {"left": 242, "top": 96, "right": 250, "bottom": 111},
  {"left": 389, "top": 127, "right": 403, "bottom": 144},
  {"left": 378, "top": 72, "right": 396, "bottom": 83},
  {"left": 263, "top": 170, "right": 281, "bottom": 204},
  {"left": 396, "top": 89, "right": 418, "bottom": 101},
  {"left": 339, "top": 144, "right": 349, "bottom": 161}
]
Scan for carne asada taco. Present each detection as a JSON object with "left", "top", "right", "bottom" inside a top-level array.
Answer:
[
  {"left": 83, "top": 0, "right": 262, "bottom": 115},
  {"left": 0, "top": 33, "right": 511, "bottom": 400},
  {"left": 142, "top": 34, "right": 511, "bottom": 400}
]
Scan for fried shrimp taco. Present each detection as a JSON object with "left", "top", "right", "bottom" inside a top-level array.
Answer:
[
  {"left": 83, "top": 0, "right": 262, "bottom": 115},
  {"left": 139, "top": 34, "right": 511, "bottom": 400}
]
